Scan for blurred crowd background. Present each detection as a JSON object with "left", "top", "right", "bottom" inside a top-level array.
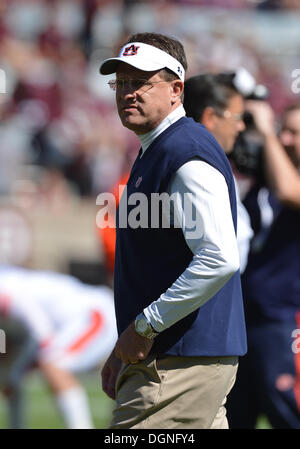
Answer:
[{"left": 0, "top": 0, "right": 299, "bottom": 279}]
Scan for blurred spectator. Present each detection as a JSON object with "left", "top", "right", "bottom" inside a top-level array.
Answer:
[
  {"left": 227, "top": 101, "right": 300, "bottom": 428},
  {"left": 258, "top": 0, "right": 300, "bottom": 10}
]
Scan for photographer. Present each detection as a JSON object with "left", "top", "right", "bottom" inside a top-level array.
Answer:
[
  {"left": 184, "top": 72, "right": 253, "bottom": 273},
  {"left": 227, "top": 101, "right": 300, "bottom": 428}
]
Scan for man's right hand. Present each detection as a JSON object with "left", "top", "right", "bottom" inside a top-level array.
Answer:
[{"left": 101, "top": 349, "right": 122, "bottom": 400}]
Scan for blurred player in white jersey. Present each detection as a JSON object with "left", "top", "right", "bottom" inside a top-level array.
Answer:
[{"left": 0, "top": 266, "right": 117, "bottom": 429}]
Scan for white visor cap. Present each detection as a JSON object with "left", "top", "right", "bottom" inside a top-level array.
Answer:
[{"left": 99, "top": 42, "right": 185, "bottom": 82}]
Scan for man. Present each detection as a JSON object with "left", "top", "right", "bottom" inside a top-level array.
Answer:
[
  {"left": 226, "top": 101, "right": 300, "bottom": 428},
  {"left": 100, "top": 32, "right": 247, "bottom": 429},
  {"left": 0, "top": 266, "right": 117, "bottom": 429},
  {"left": 183, "top": 73, "right": 253, "bottom": 272}
]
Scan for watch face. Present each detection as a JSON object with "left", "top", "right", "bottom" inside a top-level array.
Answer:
[{"left": 136, "top": 318, "right": 148, "bottom": 334}]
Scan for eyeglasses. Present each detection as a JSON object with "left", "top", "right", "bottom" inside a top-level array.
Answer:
[
  {"left": 216, "top": 109, "right": 244, "bottom": 123},
  {"left": 108, "top": 79, "right": 167, "bottom": 92}
]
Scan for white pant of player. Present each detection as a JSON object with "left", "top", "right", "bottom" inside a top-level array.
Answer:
[{"left": 39, "top": 306, "right": 117, "bottom": 372}]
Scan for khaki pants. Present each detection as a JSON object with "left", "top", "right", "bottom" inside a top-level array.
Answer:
[{"left": 110, "top": 354, "right": 238, "bottom": 429}]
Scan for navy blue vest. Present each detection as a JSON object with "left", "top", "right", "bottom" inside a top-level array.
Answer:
[
  {"left": 114, "top": 117, "right": 247, "bottom": 356},
  {"left": 242, "top": 185, "right": 300, "bottom": 325}
]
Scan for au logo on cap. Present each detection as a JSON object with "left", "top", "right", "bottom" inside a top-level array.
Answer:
[{"left": 123, "top": 44, "right": 140, "bottom": 56}]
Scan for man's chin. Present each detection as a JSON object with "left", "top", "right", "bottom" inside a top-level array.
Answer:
[
  {"left": 223, "top": 145, "right": 233, "bottom": 155},
  {"left": 120, "top": 117, "right": 146, "bottom": 133},
  {"left": 122, "top": 120, "right": 140, "bottom": 132}
]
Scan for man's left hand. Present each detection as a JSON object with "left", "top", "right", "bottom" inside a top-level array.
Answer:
[
  {"left": 245, "top": 100, "right": 276, "bottom": 137},
  {"left": 114, "top": 321, "right": 153, "bottom": 365}
]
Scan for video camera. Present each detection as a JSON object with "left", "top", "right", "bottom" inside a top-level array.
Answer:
[{"left": 223, "top": 68, "right": 269, "bottom": 182}]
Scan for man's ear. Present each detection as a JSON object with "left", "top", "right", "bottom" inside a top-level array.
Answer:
[
  {"left": 170, "top": 80, "right": 184, "bottom": 103},
  {"left": 201, "top": 107, "right": 217, "bottom": 132}
]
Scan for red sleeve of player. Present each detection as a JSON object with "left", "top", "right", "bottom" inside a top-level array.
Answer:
[{"left": 97, "top": 172, "right": 129, "bottom": 275}]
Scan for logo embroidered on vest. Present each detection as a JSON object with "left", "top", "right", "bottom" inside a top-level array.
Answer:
[
  {"left": 123, "top": 44, "right": 140, "bottom": 56},
  {"left": 135, "top": 176, "right": 143, "bottom": 188}
]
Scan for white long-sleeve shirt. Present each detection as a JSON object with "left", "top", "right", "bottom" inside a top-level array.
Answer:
[
  {"left": 137, "top": 106, "right": 241, "bottom": 333},
  {"left": 234, "top": 178, "right": 253, "bottom": 273}
]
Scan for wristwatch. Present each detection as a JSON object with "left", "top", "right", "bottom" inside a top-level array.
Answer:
[{"left": 135, "top": 312, "right": 159, "bottom": 340}]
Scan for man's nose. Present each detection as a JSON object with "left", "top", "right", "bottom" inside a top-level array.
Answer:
[
  {"left": 237, "top": 119, "right": 246, "bottom": 133},
  {"left": 118, "top": 85, "right": 136, "bottom": 98}
]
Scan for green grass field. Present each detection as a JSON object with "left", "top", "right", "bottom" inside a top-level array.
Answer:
[
  {"left": 0, "top": 369, "right": 114, "bottom": 429},
  {"left": 0, "top": 369, "right": 272, "bottom": 429}
]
